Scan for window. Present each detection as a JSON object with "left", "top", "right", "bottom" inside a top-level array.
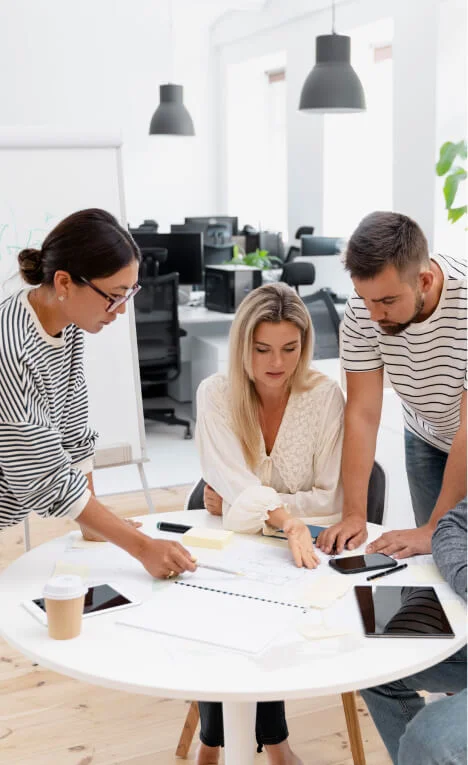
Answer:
[
  {"left": 225, "top": 52, "right": 288, "bottom": 241},
  {"left": 323, "top": 19, "right": 394, "bottom": 238}
]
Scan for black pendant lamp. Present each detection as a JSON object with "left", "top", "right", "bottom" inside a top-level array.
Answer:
[
  {"left": 149, "top": 83, "right": 195, "bottom": 136},
  {"left": 299, "top": 0, "right": 366, "bottom": 114},
  {"left": 149, "top": 1, "right": 195, "bottom": 136}
]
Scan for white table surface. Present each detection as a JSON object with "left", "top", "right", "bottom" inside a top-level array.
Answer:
[
  {"left": 1, "top": 510, "right": 465, "bottom": 764},
  {"left": 178, "top": 304, "right": 235, "bottom": 327}
]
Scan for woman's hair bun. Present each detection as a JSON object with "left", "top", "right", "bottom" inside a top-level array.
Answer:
[{"left": 18, "top": 247, "right": 44, "bottom": 285}]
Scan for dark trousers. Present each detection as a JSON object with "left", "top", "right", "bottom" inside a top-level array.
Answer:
[{"left": 199, "top": 700, "right": 288, "bottom": 749}]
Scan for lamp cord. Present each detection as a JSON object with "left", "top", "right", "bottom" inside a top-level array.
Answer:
[
  {"left": 169, "top": 0, "right": 174, "bottom": 83},
  {"left": 332, "top": 0, "right": 336, "bottom": 33}
]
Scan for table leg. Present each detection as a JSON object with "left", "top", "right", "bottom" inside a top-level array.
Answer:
[{"left": 223, "top": 701, "right": 256, "bottom": 765}]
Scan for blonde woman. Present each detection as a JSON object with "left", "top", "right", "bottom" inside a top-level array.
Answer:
[{"left": 194, "top": 282, "right": 344, "bottom": 765}]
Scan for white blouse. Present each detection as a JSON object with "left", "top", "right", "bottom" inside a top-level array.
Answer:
[{"left": 195, "top": 373, "right": 345, "bottom": 533}]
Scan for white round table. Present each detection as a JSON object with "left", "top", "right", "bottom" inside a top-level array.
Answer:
[{"left": 0, "top": 510, "right": 465, "bottom": 765}]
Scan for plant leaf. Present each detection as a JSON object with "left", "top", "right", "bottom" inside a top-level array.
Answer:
[
  {"left": 436, "top": 142, "right": 458, "bottom": 176},
  {"left": 448, "top": 205, "right": 467, "bottom": 224},
  {"left": 443, "top": 167, "right": 467, "bottom": 208}
]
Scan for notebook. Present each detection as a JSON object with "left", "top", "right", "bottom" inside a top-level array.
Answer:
[{"left": 117, "top": 581, "right": 306, "bottom": 654}]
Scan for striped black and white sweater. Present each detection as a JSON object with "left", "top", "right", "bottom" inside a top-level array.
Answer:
[
  {"left": 0, "top": 289, "right": 97, "bottom": 530},
  {"left": 342, "top": 253, "right": 467, "bottom": 453}
]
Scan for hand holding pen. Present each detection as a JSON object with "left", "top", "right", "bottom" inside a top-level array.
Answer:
[{"left": 156, "top": 521, "right": 242, "bottom": 578}]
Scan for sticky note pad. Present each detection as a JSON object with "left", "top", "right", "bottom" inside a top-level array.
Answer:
[
  {"left": 53, "top": 561, "right": 90, "bottom": 579},
  {"left": 298, "top": 577, "right": 351, "bottom": 609},
  {"left": 182, "top": 527, "right": 233, "bottom": 550}
]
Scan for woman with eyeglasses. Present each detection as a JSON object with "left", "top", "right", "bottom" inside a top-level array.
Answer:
[{"left": 0, "top": 208, "right": 195, "bottom": 579}]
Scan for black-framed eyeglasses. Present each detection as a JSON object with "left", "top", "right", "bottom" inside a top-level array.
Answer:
[{"left": 78, "top": 276, "right": 141, "bottom": 313}]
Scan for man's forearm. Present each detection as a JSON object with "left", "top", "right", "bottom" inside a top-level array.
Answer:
[
  {"left": 429, "top": 425, "right": 467, "bottom": 529},
  {"left": 76, "top": 495, "right": 148, "bottom": 560},
  {"left": 342, "top": 411, "right": 378, "bottom": 519}
]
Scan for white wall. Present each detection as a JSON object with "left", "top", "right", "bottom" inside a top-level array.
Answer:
[
  {"left": 0, "top": 0, "right": 218, "bottom": 231},
  {"left": 213, "top": 0, "right": 467, "bottom": 247},
  {"left": 433, "top": 0, "right": 467, "bottom": 258}
]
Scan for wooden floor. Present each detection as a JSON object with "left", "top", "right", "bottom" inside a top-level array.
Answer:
[{"left": 0, "top": 486, "right": 391, "bottom": 765}]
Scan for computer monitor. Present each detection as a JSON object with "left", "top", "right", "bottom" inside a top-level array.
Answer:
[
  {"left": 131, "top": 231, "right": 203, "bottom": 285},
  {"left": 184, "top": 216, "right": 239, "bottom": 236}
]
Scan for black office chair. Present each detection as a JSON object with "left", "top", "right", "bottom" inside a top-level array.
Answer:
[
  {"left": 177, "top": 463, "right": 386, "bottom": 763},
  {"left": 284, "top": 225, "right": 315, "bottom": 264},
  {"left": 185, "top": 460, "right": 386, "bottom": 520},
  {"left": 300, "top": 235, "right": 348, "bottom": 305},
  {"left": 280, "top": 261, "right": 341, "bottom": 359},
  {"left": 134, "top": 271, "right": 192, "bottom": 439}
]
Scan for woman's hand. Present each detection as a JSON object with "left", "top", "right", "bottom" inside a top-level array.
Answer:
[
  {"left": 204, "top": 485, "right": 223, "bottom": 516},
  {"left": 283, "top": 517, "right": 320, "bottom": 569},
  {"left": 139, "top": 538, "right": 197, "bottom": 580},
  {"left": 80, "top": 517, "right": 143, "bottom": 542}
]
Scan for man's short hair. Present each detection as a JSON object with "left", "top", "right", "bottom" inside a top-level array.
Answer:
[{"left": 345, "top": 211, "right": 430, "bottom": 280}]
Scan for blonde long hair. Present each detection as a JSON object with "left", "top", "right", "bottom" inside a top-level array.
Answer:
[{"left": 228, "top": 282, "right": 323, "bottom": 469}]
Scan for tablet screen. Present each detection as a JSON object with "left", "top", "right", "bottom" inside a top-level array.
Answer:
[
  {"left": 33, "top": 584, "right": 132, "bottom": 615},
  {"left": 354, "top": 586, "right": 455, "bottom": 638}
]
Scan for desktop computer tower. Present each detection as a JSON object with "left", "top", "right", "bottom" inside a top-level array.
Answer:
[{"left": 205, "top": 265, "right": 262, "bottom": 313}]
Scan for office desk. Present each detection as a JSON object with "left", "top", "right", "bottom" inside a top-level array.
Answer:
[
  {"left": 0, "top": 510, "right": 465, "bottom": 765},
  {"left": 169, "top": 305, "right": 234, "bottom": 402}
]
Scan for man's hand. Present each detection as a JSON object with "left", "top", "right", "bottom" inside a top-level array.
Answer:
[
  {"left": 80, "top": 517, "right": 143, "bottom": 542},
  {"left": 204, "top": 485, "right": 223, "bottom": 516},
  {"left": 316, "top": 514, "right": 367, "bottom": 555},
  {"left": 139, "top": 538, "right": 197, "bottom": 579},
  {"left": 366, "top": 525, "right": 432, "bottom": 559},
  {"left": 283, "top": 517, "right": 320, "bottom": 569}
]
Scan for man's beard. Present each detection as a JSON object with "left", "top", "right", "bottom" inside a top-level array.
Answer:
[{"left": 378, "top": 293, "right": 425, "bottom": 335}]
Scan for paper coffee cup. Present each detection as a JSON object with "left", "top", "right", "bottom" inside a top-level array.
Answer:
[{"left": 43, "top": 575, "right": 88, "bottom": 640}]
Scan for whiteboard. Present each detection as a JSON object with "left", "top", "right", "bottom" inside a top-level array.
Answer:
[{"left": 0, "top": 128, "right": 146, "bottom": 463}]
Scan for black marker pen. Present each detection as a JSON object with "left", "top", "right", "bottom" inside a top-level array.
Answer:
[{"left": 156, "top": 521, "right": 192, "bottom": 534}]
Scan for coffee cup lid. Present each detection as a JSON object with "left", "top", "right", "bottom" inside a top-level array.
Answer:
[{"left": 43, "top": 575, "right": 88, "bottom": 600}]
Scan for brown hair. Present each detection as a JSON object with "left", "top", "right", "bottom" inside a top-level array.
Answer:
[
  {"left": 18, "top": 208, "right": 140, "bottom": 286},
  {"left": 345, "top": 211, "right": 430, "bottom": 280}
]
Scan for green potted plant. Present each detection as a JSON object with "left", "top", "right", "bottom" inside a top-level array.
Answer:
[
  {"left": 228, "top": 245, "right": 283, "bottom": 281},
  {"left": 435, "top": 139, "right": 467, "bottom": 224}
]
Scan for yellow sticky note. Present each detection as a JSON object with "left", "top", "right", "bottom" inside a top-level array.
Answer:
[
  {"left": 298, "top": 576, "right": 351, "bottom": 609},
  {"left": 182, "top": 527, "right": 233, "bottom": 550},
  {"left": 53, "top": 560, "right": 90, "bottom": 579}
]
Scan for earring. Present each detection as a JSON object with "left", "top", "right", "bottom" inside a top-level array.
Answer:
[{"left": 58, "top": 296, "right": 65, "bottom": 302}]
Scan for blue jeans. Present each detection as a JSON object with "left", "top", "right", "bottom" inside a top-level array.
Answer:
[
  {"left": 404, "top": 429, "right": 449, "bottom": 526},
  {"left": 360, "top": 646, "right": 467, "bottom": 764},
  {"left": 398, "top": 688, "right": 467, "bottom": 765}
]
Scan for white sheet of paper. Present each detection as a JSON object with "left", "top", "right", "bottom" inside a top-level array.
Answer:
[
  {"left": 411, "top": 564, "right": 446, "bottom": 584},
  {"left": 298, "top": 576, "right": 352, "bottom": 609},
  {"left": 118, "top": 585, "right": 302, "bottom": 654},
  {"left": 298, "top": 623, "right": 353, "bottom": 640}
]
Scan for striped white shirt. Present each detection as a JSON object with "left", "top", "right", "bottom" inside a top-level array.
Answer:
[
  {"left": 0, "top": 289, "right": 97, "bottom": 530},
  {"left": 341, "top": 253, "right": 467, "bottom": 453}
]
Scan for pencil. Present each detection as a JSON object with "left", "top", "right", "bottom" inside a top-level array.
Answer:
[
  {"left": 366, "top": 563, "right": 408, "bottom": 581},
  {"left": 195, "top": 562, "right": 244, "bottom": 576}
]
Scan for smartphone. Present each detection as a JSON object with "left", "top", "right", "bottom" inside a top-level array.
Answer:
[
  {"left": 329, "top": 553, "right": 397, "bottom": 575},
  {"left": 23, "top": 583, "right": 141, "bottom": 626}
]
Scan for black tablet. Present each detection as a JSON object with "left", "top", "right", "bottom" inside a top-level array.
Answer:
[
  {"left": 354, "top": 586, "right": 455, "bottom": 638},
  {"left": 23, "top": 584, "right": 140, "bottom": 626}
]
